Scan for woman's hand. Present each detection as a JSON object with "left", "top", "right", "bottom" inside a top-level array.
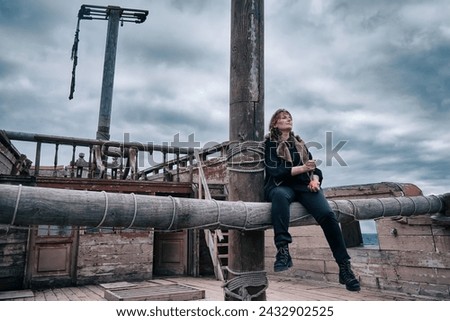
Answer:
[
  {"left": 291, "top": 160, "right": 316, "bottom": 176},
  {"left": 304, "top": 160, "right": 316, "bottom": 171},
  {"left": 308, "top": 178, "right": 321, "bottom": 192}
]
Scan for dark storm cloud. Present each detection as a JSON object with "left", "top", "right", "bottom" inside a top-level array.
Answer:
[{"left": 0, "top": 0, "right": 448, "bottom": 196}]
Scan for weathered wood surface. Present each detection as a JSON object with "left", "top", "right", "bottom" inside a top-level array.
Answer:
[
  {"left": 104, "top": 283, "right": 205, "bottom": 301},
  {"left": 36, "top": 177, "right": 193, "bottom": 196},
  {"left": 0, "top": 130, "right": 26, "bottom": 176},
  {"left": 0, "top": 289, "right": 34, "bottom": 300},
  {"left": 76, "top": 231, "right": 153, "bottom": 285},
  {"left": 228, "top": 0, "right": 266, "bottom": 301},
  {"left": 3, "top": 276, "right": 439, "bottom": 301},
  {"left": 0, "top": 228, "right": 28, "bottom": 291},
  {"left": 0, "top": 184, "right": 447, "bottom": 230}
]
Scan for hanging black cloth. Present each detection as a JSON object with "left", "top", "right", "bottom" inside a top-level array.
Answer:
[{"left": 68, "top": 8, "right": 85, "bottom": 100}]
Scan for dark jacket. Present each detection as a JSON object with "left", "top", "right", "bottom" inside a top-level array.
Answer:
[{"left": 264, "top": 137, "right": 323, "bottom": 199}]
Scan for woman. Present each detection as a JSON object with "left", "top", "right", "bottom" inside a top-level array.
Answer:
[{"left": 264, "top": 108, "right": 360, "bottom": 292}]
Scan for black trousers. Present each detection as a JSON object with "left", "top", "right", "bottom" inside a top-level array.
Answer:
[{"left": 267, "top": 186, "right": 351, "bottom": 264}]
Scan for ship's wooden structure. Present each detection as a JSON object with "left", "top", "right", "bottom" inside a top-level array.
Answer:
[
  {"left": 1, "top": 130, "right": 449, "bottom": 299},
  {"left": 1, "top": 0, "right": 449, "bottom": 301}
]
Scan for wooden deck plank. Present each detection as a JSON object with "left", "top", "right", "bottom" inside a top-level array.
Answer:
[
  {"left": 3, "top": 276, "right": 441, "bottom": 301},
  {"left": 58, "top": 287, "right": 81, "bottom": 301},
  {"left": 32, "top": 290, "right": 46, "bottom": 301},
  {"left": 268, "top": 277, "right": 400, "bottom": 301},
  {"left": 172, "top": 277, "right": 225, "bottom": 300},
  {"left": 85, "top": 285, "right": 106, "bottom": 298},
  {"left": 66, "top": 287, "right": 90, "bottom": 301},
  {"left": 52, "top": 288, "right": 71, "bottom": 301},
  {"left": 267, "top": 280, "right": 341, "bottom": 301},
  {"left": 0, "top": 290, "right": 34, "bottom": 301},
  {"left": 42, "top": 289, "right": 58, "bottom": 301},
  {"left": 78, "top": 286, "right": 106, "bottom": 301}
]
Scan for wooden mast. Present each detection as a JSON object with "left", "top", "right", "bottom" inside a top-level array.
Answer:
[
  {"left": 96, "top": 6, "right": 121, "bottom": 141},
  {"left": 227, "top": 0, "right": 265, "bottom": 300}
]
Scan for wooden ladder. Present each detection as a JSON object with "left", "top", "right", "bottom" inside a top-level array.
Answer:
[{"left": 194, "top": 150, "right": 228, "bottom": 281}]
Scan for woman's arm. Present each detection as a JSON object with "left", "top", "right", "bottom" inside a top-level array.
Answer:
[
  {"left": 291, "top": 160, "right": 316, "bottom": 176},
  {"left": 264, "top": 140, "right": 292, "bottom": 180}
]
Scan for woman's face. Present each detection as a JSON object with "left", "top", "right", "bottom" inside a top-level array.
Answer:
[{"left": 275, "top": 112, "right": 292, "bottom": 132}]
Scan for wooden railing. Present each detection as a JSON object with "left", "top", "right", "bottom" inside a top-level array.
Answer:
[{"left": 3, "top": 130, "right": 229, "bottom": 182}]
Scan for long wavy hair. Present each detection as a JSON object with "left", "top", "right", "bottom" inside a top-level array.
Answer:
[
  {"left": 268, "top": 108, "right": 293, "bottom": 141},
  {"left": 268, "top": 108, "right": 310, "bottom": 166}
]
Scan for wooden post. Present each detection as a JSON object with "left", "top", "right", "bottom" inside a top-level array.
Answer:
[
  {"left": 227, "top": 0, "right": 265, "bottom": 300},
  {"left": 34, "top": 142, "right": 41, "bottom": 177},
  {"left": 96, "top": 6, "right": 121, "bottom": 141}
]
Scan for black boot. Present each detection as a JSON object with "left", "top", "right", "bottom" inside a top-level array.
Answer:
[
  {"left": 274, "top": 243, "right": 293, "bottom": 272},
  {"left": 338, "top": 260, "right": 360, "bottom": 291}
]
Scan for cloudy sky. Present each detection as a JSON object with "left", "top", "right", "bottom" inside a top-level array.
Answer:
[{"left": 1, "top": 0, "right": 449, "bottom": 202}]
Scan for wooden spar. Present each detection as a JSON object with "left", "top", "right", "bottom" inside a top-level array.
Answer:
[
  {"left": 96, "top": 7, "right": 121, "bottom": 141},
  {"left": 0, "top": 184, "right": 447, "bottom": 230}
]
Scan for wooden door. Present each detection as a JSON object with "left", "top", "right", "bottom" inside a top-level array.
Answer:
[
  {"left": 153, "top": 230, "right": 187, "bottom": 276},
  {"left": 25, "top": 225, "right": 78, "bottom": 288}
]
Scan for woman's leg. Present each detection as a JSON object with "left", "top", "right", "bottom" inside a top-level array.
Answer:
[
  {"left": 268, "top": 186, "right": 296, "bottom": 271},
  {"left": 297, "top": 190, "right": 360, "bottom": 291},
  {"left": 268, "top": 186, "right": 296, "bottom": 247},
  {"left": 297, "top": 190, "right": 350, "bottom": 263}
]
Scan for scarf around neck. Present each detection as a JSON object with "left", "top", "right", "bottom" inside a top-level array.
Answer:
[{"left": 275, "top": 133, "right": 310, "bottom": 166}]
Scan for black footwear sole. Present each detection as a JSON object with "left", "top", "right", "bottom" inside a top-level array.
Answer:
[
  {"left": 345, "top": 285, "right": 361, "bottom": 292},
  {"left": 340, "top": 280, "right": 361, "bottom": 292},
  {"left": 274, "top": 261, "right": 293, "bottom": 272}
]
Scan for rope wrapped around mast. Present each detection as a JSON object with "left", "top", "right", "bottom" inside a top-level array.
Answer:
[{"left": 226, "top": 140, "right": 265, "bottom": 173}]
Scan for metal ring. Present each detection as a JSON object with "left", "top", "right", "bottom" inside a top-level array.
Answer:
[
  {"left": 95, "top": 191, "right": 109, "bottom": 228},
  {"left": 407, "top": 196, "right": 417, "bottom": 216},
  {"left": 394, "top": 197, "right": 403, "bottom": 216},
  {"left": 9, "top": 184, "right": 23, "bottom": 229},
  {"left": 167, "top": 195, "right": 177, "bottom": 230},
  {"left": 377, "top": 198, "right": 386, "bottom": 218},
  {"left": 211, "top": 198, "right": 221, "bottom": 228},
  {"left": 239, "top": 201, "right": 249, "bottom": 230},
  {"left": 125, "top": 193, "right": 138, "bottom": 230}
]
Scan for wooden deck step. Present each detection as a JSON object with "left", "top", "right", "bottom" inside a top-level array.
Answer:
[
  {"left": 0, "top": 289, "right": 34, "bottom": 301},
  {"left": 104, "top": 283, "right": 205, "bottom": 301}
]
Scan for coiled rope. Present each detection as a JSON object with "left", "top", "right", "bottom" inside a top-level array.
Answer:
[{"left": 222, "top": 267, "right": 268, "bottom": 301}]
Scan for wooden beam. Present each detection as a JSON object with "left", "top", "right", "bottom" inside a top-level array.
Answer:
[{"left": 35, "top": 177, "right": 193, "bottom": 196}]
